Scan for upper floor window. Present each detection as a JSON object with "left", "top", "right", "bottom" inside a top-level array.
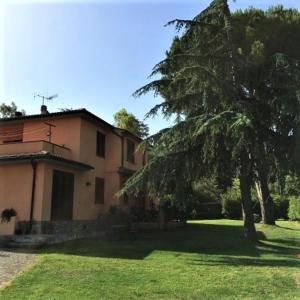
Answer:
[
  {"left": 0, "top": 124, "right": 24, "bottom": 144},
  {"left": 96, "top": 132, "right": 105, "bottom": 157},
  {"left": 127, "top": 139, "right": 135, "bottom": 163}
]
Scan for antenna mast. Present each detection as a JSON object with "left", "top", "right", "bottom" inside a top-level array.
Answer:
[{"left": 34, "top": 93, "right": 58, "bottom": 106}]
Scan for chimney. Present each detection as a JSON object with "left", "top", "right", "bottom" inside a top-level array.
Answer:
[
  {"left": 41, "top": 105, "right": 49, "bottom": 115},
  {"left": 14, "top": 111, "right": 23, "bottom": 117}
]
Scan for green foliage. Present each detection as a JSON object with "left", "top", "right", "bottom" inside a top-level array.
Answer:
[
  {"left": 221, "top": 179, "right": 242, "bottom": 219},
  {"left": 123, "top": 1, "right": 300, "bottom": 195},
  {"left": 284, "top": 175, "right": 300, "bottom": 196},
  {"left": 191, "top": 178, "right": 222, "bottom": 219},
  {"left": 106, "top": 205, "right": 130, "bottom": 225},
  {"left": 0, "top": 102, "right": 25, "bottom": 118},
  {"left": 272, "top": 194, "right": 289, "bottom": 220},
  {"left": 253, "top": 213, "right": 262, "bottom": 223},
  {"left": 122, "top": 1, "right": 300, "bottom": 240},
  {"left": 113, "top": 108, "right": 149, "bottom": 138},
  {"left": 192, "top": 178, "right": 222, "bottom": 203},
  {"left": 0, "top": 208, "right": 17, "bottom": 223},
  {"left": 288, "top": 196, "right": 300, "bottom": 221}
]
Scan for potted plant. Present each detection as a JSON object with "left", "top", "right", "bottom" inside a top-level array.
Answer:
[{"left": 0, "top": 208, "right": 17, "bottom": 235}]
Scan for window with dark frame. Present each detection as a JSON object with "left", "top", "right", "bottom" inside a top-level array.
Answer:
[
  {"left": 127, "top": 139, "right": 135, "bottom": 163},
  {"left": 96, "top": 131, "right": 106, "bottom": 157},
  {"left": 95, "top": 177, "right": 105, "bottom": 204}
]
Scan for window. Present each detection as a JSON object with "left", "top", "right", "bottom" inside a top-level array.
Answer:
[
  {"left": 127, "top": 139, "right": 135, "bottom": 163},
  {"left": 96, "top": 132, "right": 105, "bottom": 157},
  {"left": 95, "top": 177, "right": 105, "bottom": 204},
  {"left": 0, "top": 124, "right": 24, "bottom": 144}
]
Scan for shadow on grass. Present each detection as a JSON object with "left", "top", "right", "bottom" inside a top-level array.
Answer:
[
  {"left": 36, "top": 222, "right": 300, "bottom": 268},
  {"left": 275, "top": 224, "right": 298, "bottom": 231},
  {"left": 190, "top": 256, "right": 299, "bottom": 267},
  {"left": 3, "top": 222, "right": 298, "bottom": 268}
]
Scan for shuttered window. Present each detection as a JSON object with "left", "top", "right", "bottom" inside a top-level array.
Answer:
[
  {"left": 96, "top": 132, "right": 105, "bottom": 157},
  {"left": 95, "top": 177, "right": 105, "bottom": 204},
  {"left": 127, "top": 139, "right": 135, "bottom": 163}
]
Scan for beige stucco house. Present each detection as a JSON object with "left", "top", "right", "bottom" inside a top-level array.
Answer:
[{"left": 0, "top": 107, "right": 148, "bottom": 234}]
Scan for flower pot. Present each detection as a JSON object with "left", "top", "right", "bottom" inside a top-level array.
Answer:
[{"left": 0, "top": 216, "right": 17, "bottom": 235}]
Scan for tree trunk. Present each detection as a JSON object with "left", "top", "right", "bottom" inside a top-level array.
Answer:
[
  {"left": 239, "top": 149, "right": 257, "bottom": 241},
  {"left": 255, "top": 177, "right": 275, "bottom": 225},
  {"left": 255, "top": 155, "right": 276, "bottom": 225}
]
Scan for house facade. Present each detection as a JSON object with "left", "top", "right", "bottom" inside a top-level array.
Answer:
[{"left": 0, "top": 108, "right": 147, "bottom": 233}]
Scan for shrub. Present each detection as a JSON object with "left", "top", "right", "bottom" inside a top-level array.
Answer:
[
  {"left": 191, "top": 178, "right": 223, "bottom": 219},
  {"left": 285, "top": 175, "right": 300, "bottom": 196},
  {"left": 106, "top": 205, "right": 130, "bottom": 225},
  {"left": 273, "top": 194, "right": 289, "bottom": 220},
  {"left": 288, "top": 196, "right": 300, "bottom": 221},
  {"left": 221, "top": 196, "right": 242, "bottom": 219},
  {"left": 129, "top": 205, "right": 159, "bottom": 223},
  {"left": 253, "top": 213, "right": 262, "bottom": 223},
  {"left": 1, "top": 208, "right": 17, "bottom": 223},
  {"left": 221, "top": 179, "right": 242, "bottom": 219},
  {"left": 108, "top": 205, "right": 119, "bottom": 215},
  {"left": 192, "top": 178, "right": 222, "bottom": 203}
]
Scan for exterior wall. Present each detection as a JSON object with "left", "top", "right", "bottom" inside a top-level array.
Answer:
[
  {"left": 23, "top": 118, "right": 81, "bottom": 161},
  {"left": 0, "top": 141, "right": 70, "bottom": 158},
  {"left": 0, "top": 113, "right": 148, "bottom": 226},
  {"left": 41, "top": 163, "right": 101, "bottom": 221},
  {"left": 0, "top": 162, "right": 46, "bottom": 222},
  {"left": 79, "top": 119, "right": 123, "bottom": 213},
  {"left": 123, "top": 137, "right": 145, "bottom": 171}
]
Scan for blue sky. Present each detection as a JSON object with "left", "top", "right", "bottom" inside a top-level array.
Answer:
[{"left": 1, "top": 0, "right": 299, "bottom": 134}]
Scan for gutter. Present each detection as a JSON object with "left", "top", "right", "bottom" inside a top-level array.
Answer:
[{"left": 29, "top": 159, "right": 37, "bottom": 233}]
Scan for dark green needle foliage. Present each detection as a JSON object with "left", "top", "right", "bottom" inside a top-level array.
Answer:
[{"left": 122, "top": 1, "right": 300, "bottom": 240}]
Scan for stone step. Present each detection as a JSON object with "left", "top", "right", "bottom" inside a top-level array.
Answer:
[{"left": 0, "top": 235, "right": 54, "bottom": 249}]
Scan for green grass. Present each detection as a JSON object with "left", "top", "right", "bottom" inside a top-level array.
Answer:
[{"left": 1, "top": 220, "right": 300, "bottom": 300}]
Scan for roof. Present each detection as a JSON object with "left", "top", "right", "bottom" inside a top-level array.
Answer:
[
  {"left": 0, "top": 151, "right": 93, "bottom": 171},
  {"left": 0, "top": 108, "right": 142, "bottom": 142}
]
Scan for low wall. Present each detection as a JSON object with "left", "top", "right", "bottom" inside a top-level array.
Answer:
[
  {"left": 133, "top": 221, "right": 186, "bottom": 230},
  {"left": 16, "top": 214, "right": 130, "bottom": 236}
]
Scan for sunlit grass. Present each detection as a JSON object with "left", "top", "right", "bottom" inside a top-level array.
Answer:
[{"left": 1, "top": 220, "right": 299, "bottom": 299}]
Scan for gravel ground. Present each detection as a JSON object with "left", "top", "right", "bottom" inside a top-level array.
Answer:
[{"left": 0, "top": 250, "right": 35, "bottom": 288}]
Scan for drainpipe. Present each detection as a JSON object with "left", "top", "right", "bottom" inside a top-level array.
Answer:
[
  {"left": 121, "top": 136, "right": 124, "bottom": 168},
  {"left": 29, "top": 159, "right": 37, "bottom": 233}
]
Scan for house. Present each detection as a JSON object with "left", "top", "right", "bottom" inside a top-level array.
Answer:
[{"left": 0, "top": 107, "right": 148, "bottom": 234}]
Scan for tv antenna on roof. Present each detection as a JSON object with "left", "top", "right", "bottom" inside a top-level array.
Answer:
[{"left": 34, "top": 93, "right": 58, "bottom": 105}]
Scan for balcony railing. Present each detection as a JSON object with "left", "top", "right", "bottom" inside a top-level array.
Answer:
[{"left": 0, "top": 140, "right": 71, "bottom": 159}]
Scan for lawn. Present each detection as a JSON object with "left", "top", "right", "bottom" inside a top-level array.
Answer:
[{"left": 1, "top": 220, "right": 299, "bottom": 300}]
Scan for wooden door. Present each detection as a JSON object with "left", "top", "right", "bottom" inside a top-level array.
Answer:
[{"left": 51, "top": 170, "right": 74, "bottom": 221}]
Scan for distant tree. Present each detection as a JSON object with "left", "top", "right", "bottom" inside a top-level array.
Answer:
[
  {"left": 0, "top": 102, "right": 25, "bottom": 118},
  {"left": 58, "top": 108, "right": 74, "bottom": 112},
  {"left": 114, "top": 108, "right": 149, "bottom": 138}
]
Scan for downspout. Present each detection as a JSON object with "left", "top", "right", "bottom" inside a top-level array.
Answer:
[
  {"left": 121, "top": 136, "right": 124, "bottom": 168},
  {"left": 29, "top": 159, "right": 37, "bottom": 233}
]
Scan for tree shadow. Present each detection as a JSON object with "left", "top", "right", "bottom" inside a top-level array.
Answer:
[
  {"left": 190, "top": 256, "right": 299, "bottom": 268},
  {"left": 275, "top": 224, "right": 299, "bottom": 231},
  {"left": 36, "top": 222, "right": 300, "bottom": 269},
  {"left": 3, "top": 222, "right": 298, "bottom": 269}
]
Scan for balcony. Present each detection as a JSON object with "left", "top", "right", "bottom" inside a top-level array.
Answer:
[{"left": 0, "top": 140, "right": 71, "bottom": 159}]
